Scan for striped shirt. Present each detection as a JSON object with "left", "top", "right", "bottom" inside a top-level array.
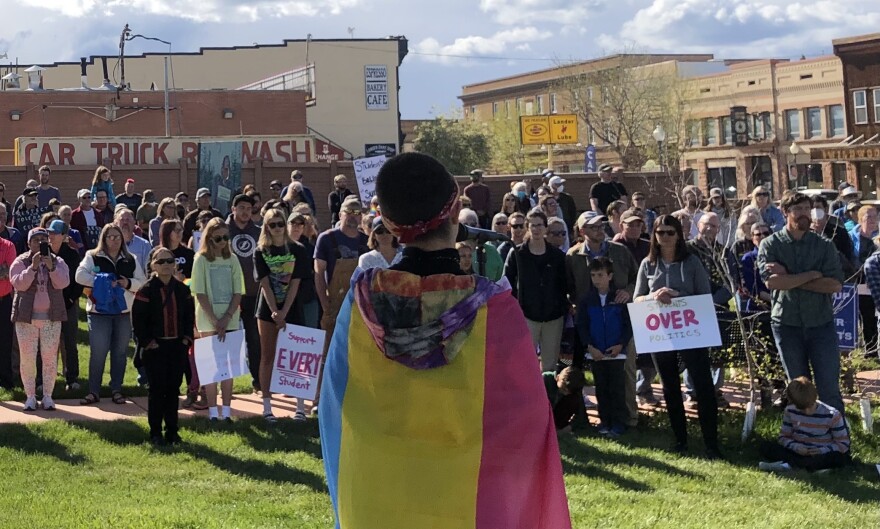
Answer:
[{"left": 779, "top": 401, "right": 850, "bottom": 454}]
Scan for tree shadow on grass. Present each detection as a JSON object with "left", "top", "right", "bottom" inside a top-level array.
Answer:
[
  {"left": 0, "top": 423, "right": 88, "bottom": 465},
  {"left": 560, "top": 433, "right": 702, "bottom": 481},
  {"left": 70, "top": 418, "right": 326, "bottom": 492}
]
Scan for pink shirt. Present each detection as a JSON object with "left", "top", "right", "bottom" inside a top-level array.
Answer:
[{"left": 0, "top": 238, "right": 14, "bottom": 298}]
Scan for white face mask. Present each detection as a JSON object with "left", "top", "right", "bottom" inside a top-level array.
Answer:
[
  {"left": 555, "top": 185, "right": 564, "bottom": 193},
  {"left": 811, "top": 208, "right": 826, "bottom": 221}
]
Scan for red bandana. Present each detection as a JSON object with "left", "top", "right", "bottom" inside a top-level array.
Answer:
[{"left": 382, "top": 190, "right": 459, "bottom": 244}]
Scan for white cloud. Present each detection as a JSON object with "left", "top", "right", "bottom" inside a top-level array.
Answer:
[
  {"left": 609, "top": 0, "right": 880, "bottom": 56},
  {"left": 19, "top": 0, "right": 361, "bottom": 23},
  {"left": 479, "top": 0, "right": 607, "bottom": 26},
  {"left": 414, "top": 27, "right": 552, "bottom": 64}
]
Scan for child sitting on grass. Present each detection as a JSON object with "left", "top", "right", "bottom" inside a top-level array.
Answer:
[
  {"left": 759, "top": 376, "right": 851, "bottom": 472},
  {"left": 575, "top": 257, "right": 632, "bottom": 437},
  {"left": 543, "top": 366, "right": 587, "bottom": 434}
]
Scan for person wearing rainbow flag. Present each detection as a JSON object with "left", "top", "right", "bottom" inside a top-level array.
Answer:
[{"left": 319, "top": 152, "right": 571, "bottom": 529}]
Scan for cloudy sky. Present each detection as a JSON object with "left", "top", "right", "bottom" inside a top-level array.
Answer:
[{"left": 2, "top": 0, "right": 879, "bottom": 118}]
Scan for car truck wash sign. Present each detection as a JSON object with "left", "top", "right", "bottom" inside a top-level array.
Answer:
[
  {"left": 627, "top": 294, "right": 722, "bottom": 354},
  {"left": 15, "top": 135, "right": 316, "bottom": 166},
  {"left": 365, "top": 65, "right": 389, "bottom": 110}
]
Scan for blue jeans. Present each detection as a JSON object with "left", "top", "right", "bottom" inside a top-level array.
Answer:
[
  {"left": 87, "top": 313, "right": 133, "bottom": 395},
  {"left": 684, "top": 366, "right": 724, "bottom": 396},
  {"left": 771, "top": 321, "right": 844, "bottom": 413}
]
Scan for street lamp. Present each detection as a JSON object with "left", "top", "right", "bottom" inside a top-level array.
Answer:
[
  {"left": 788, "top": 142, "right": 800, "bottom": 189},
  {"left": 652, "top": 125, "right": 667, "bottom": 172}
]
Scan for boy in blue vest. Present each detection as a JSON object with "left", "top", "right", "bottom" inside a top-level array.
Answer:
[{"left": 576, "top": 256, "right": 632, "bottom": 436}]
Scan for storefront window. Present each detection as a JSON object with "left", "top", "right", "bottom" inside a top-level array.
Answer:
[
  {"left": 750, "top": 156, "right": 773, "bottom": 197},
  {"left": 832, "top": 163, "right": 848, "bottom": 190},
  {"left": 708, "top": 167, "right": 737, "bottom": 198},
  {"left": 858, "top": 161, "right": 877, "bottom": 200}
]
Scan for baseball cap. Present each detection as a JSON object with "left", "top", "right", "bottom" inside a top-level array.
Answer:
[
  {"left": 22, "top": 188, "right": 38, "bottom": 197},
  {"left": 621, "top": 209, "right": 645, "bottom": 224},
  {"left": 372, "top": 216, "right": 387, "bottom": 231},
  {"left": 846, "top": 201, "right": 861, "bottom": 212},
  {"left": 126, "top": 178, "right": 135, "bottom": 184},
  {"left": 469, "top": 169, "right": 484, "bottom": 176},
  {"left": 709, "top": 187, "right": 724, "bottom": 198},
  {"left": 28, "top": 227, "right": 48, "bottom": 241},
  {"left": 175, "top": 191, "right": 189, "bottom": 200},
  {"left": 196, "top": 188, "right": 211, "bottom": 199},
  {"left": 548, "top": 176, "right": 566, "bottom": 187},
  {"left": 269, "top": 180, "right": 283, "bottom": 188},
  {"left": 341, "top": 195, "right": 363, "bottom": 211},
  {"left": 577, "top": 211, "right": 607, "bottom": 228},
  {"left": 290, "top": 170, "right": 303, "bottom": 180},
  {"left": 841, "top": 186, "right": 861, "bottom": 199},
  {"left": 598, "top": 163, "right": 613, "bottom": 173},
  {"left": 47, "top": 219, "right": 68, "bottom": 235},
  {"left": 77, "top": 189, "right": 91, "bottom": 199},
  {"left": 837, "top": 181, "right": 850, "bottom": 191}
]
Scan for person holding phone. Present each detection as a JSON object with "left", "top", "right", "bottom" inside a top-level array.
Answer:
[{"left": 10, "top": 228, "right": 70, "bottom": 411}]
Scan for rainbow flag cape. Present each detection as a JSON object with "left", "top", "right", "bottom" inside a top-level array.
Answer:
[{"left": 319, "top": 269, "right": 571, "bottom": 529}]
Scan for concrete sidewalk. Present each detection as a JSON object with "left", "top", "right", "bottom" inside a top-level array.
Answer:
[
  {"left": 0, "top": 370, "right": 876, "bottom": 425},
  {"left": 0, "top": 392, "right": 314, "bottom": 424}
]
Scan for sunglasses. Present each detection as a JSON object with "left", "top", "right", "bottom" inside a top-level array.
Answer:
[
  {"left": 753, "top": 231, "right": 771, "bottom": 237},
  {"left": 154, "top": 258, "right": 175, "bottom": 265},
  {"left": 343, "top": 208, "right": 363, "bottom": 215},
  {"left": 212, "top": 235, "right": 230, "bottom": 243},
  {"left": 510, "top": 223, "right": 525, "bottom": 229},
  {"left": 655, "top": 229, "right": 677, "bottom": 236},
  {"left": 81, "top": 195, "right": 92, "bottom": 200},
  {"left": 756, "top": 192, "right": 769, "bottom": 197},
  {"left": 268, "top": 222, "right": 285, "bottom": 229},
  {"left": 548, "top": 230, "right": 566, "bottom": 237},
  {"left": 495, "top": 221, "right": 508, "bottom": 225}
]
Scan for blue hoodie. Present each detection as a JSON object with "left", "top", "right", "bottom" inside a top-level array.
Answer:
[{"left": 575, "top": 286, "right": 632, "bottom": 354}]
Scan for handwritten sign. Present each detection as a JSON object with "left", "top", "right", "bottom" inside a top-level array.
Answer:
[
  {"left": 353, "top": 155, "right": 386, "bottom": 205},
  {"left": 193, "top": 330, "right": 248, "bottom": 384},
  {"left": 627, "top": 294, "right": 721, "bottom": 354},
  {"left": 270, "top": 324, "right": 326, "bottom": 401},
  {"left": 833, "top": 283, "right": 858, "bottom": 350}
]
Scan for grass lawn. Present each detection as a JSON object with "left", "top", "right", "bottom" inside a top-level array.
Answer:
[{"left": 0, "top": 302, "right": 878, "bottom": 527}]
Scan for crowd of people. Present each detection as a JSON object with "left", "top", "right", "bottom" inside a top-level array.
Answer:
[{"left": 0, "top": 161, "right": 856, "bottom": 470}]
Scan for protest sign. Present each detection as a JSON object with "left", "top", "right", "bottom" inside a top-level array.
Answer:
[
  {"left": 353, "top": 155, "right": 386, "bottom": 205},
  {"left": 193, "top": 330, "right": 248, "bottom": 384},
  {"left": 833, "top": 283, "right": 858, "bottom": 350},
  {"left": 270, "top": 324, "right": 326, "bottom": 400},
  {"left": 627, "top": 294, "right": 721, "bottom": 354}
]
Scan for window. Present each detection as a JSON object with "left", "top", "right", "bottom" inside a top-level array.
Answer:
[
  {"left": 806, "top": 107, "right": 821, "bottom": 138},
  {"left": 492, "top": 102, "right": 499, "bottom": 117},
  {"left": 874, "top": 89, "right": 880, "bottom": 123},
  {"left": 587, "top": 87, "right": 594, "bottom": 102},
  {"left": 505, "top": 100, "right": 511, "bottom": 118},
  {"left": 588, "top": 126, "right": 596, "bottom": 145},
  {"left": 828, "top": 105, "right": 844, "bottom": 136},
  {"left": 550, "top": 93, "right": 557, "bottom": 114},
  {"left": 687, "top": 120, "right": 700, "bottom": 147},
  {"left": 704, "top": 118, "right": 717, "bottom": 145},
  {"left": 752, "top": 112, "right": 772, "bottom": 139},
  {"left": 515, "top": 97, "right": 522, "bottom": 115},
  {"left": 784, "top": 109, "right": 800, "bottom": 140},
  {"left": 525, "top": 101, "right": 533, "bottom": 115},
  {"left": 469, "top": 105, "right": 476, "bottom": 118},
  {"left": 708, "top": 168, "right": 737, "bottom": 198},
  {"left": 536, "top": 95, "right": 543, "bottom": 115},
  {"left": 854, "top": 90, "right": 868, "bottom": 124},
  {"left": 721, "top": 116, "right": 732, "bottom": 145}
]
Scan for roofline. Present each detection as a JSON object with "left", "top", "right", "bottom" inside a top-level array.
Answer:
[
  {"left": 832, "top": 33, "right": 880, "bottom": 47},
  {"left": 460, "top": 53, "right": 715, "bottom": 90},
  {"left": 8, "top": 36, "right": 409, "bottom": 69}
]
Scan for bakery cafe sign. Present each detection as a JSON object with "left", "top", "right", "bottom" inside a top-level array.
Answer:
[
  {"left": 811, "top": 146, "right": 880, "bottom": 162},
  {"left": 14, "top": 135, "right": 318, "bottom": 166}
]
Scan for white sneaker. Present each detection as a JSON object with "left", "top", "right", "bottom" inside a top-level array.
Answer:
[
  {"left": 42, "top": 396, "right": 56, "bottom": 410},
  {"left": 23, "top": 397, "right": 37, "bottom": 411},
  {"left": 759, "top": 461, "right": 792, "bottom": 472}
]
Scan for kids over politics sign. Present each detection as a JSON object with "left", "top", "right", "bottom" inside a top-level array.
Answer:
[
  {"left": 270, "top": 324, "right": 326, "bottom": 401},
  {"left": 627, "top": 294, "right": 722, "bottom": 354}
]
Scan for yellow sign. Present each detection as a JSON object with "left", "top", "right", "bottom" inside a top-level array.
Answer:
[
  {"left": 519, "top": 114, "right": 578, "bottom": 145},
  {"left": 549, "top": 114, "right": 578, "bottom": 144},
  {"left": 520, "top": 116, "right": 550, "bottom": 145}
]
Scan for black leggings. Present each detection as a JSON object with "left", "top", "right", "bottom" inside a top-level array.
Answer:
[
  {"left": 143, "top": 340, "right": 187, "bottom": 438},
  {"left": 759, "top": 441, "right": 851, "bottom": 471},
  {"left": 653, "top": 347, "right": 718, "bottom": 449}
]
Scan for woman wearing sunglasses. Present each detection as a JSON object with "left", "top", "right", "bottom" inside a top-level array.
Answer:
[
  {"left": 132, "top": 246, "right": 194, "bottom": 445},
  {"left": 750, "top": 185, "right": 785, "bottom": 232},
  {"left": 190, "top": 218, "right": 244, "bottom": 423},
  {"left": 254, "top": 208, "right": 309, "bottom": 422},
  {"left": 633, "top": 215, "right": 721, "bottom": 459},
  {"left": 357, "top": 216, "right": 402, "bottom": 271}
]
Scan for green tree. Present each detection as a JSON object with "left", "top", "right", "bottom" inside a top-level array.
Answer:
[
  {"left": 487, "top": 115, "right": 528, "bottom": 174},
  {"left": 413, "top": 116, "right": 491, "bottom": 176}
]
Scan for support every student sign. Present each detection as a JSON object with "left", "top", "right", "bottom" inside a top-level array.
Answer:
[
  {"left": 270, "top": 324, "right": 326, "bottom": 401},
  {"left": 627, "top": 294, "right": 722, "bottom": 354}
]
